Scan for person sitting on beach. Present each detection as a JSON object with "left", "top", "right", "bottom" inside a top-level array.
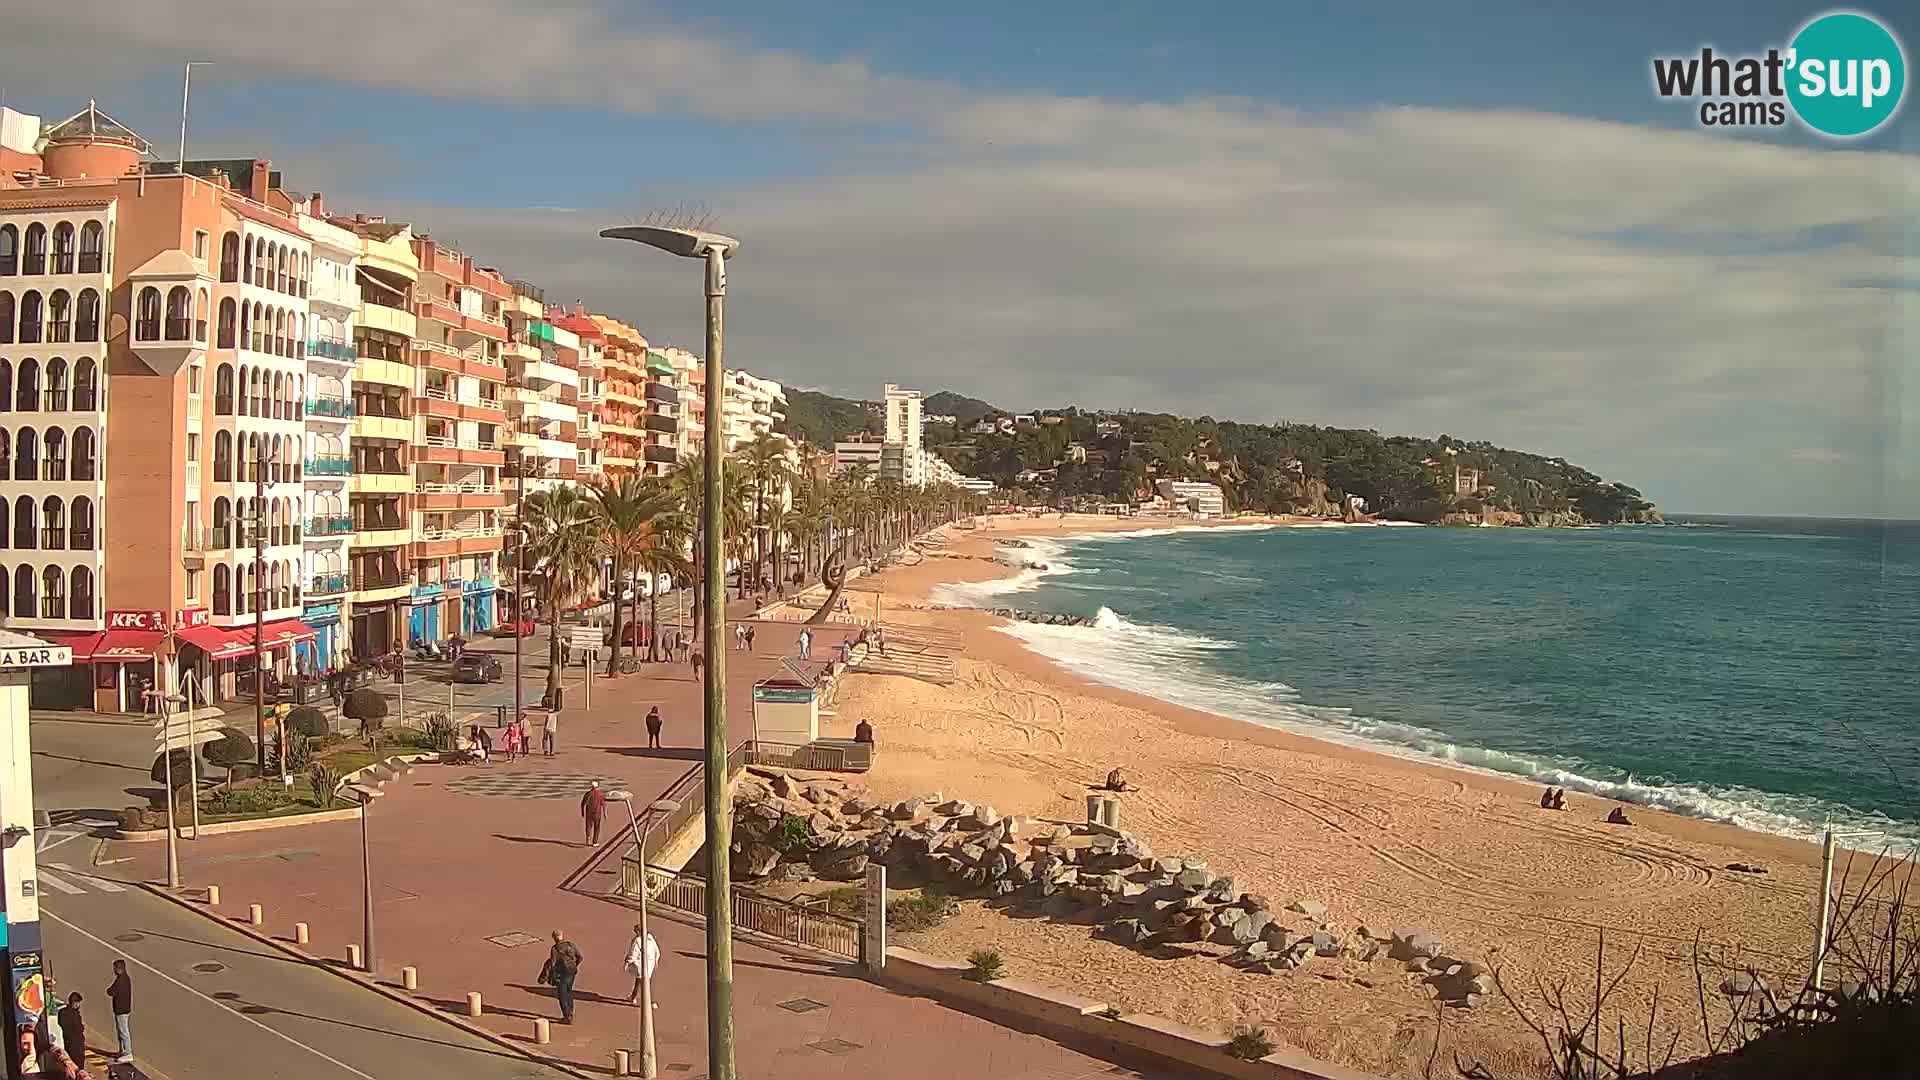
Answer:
[
  {"left": 1539, "top": 787, "right": 1555, "bottom": 809},
  {"left": 854, "top": 718, "right": 875, "bottom": 744},
  {"left": 1607, "top": 806, "right": 1633, "bottom": 826},
  {"left": 1550, "top": 788, "right": 1567, "bottom": 810},
  {"left": 1103, "top": 767, "right": 1130, "bottom": 792}
]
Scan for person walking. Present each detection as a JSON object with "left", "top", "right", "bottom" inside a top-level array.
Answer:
[
  {"left": 645, "top": 706, "right": 663, "bottom": 750},
  {"left": 797, "top": 627, "right": 812, "bottom": 660},
  {"left": 690, "top": 650, "right": 704, "bottom": 682},
  {"left": 580, "top": 781, "right": 606, "bottom": 846},
  {"left": 542, "top": 709, "right": 558, "bottom": 756},
  {"left": 57, "top": 991, "right": 85, "bottom": 1069},
  {"left": 744, "top": 624, "right": 756, "bottom": 652},
  {"left": 500, "top": 718, "right": 520, "bottom": 763},
  {"left": 107, "top": 959, "right": 132, "bottom": 1064},
  {"left": 539, "top": 930, "right": 584, "bottom": 1024},
  {"left": 624, "top": 923, "right": 660, "bottom": 1005}
]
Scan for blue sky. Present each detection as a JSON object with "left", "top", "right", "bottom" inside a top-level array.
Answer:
[{"left": 4, "top": 1, "right": 1915, "bottom": 515}]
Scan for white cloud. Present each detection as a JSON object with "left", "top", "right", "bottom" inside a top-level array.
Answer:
[{"left": 3, "top": 3, "right": 1914, "bottom": 515}]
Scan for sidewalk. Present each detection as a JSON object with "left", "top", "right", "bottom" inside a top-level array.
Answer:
[{"left": 108, "top": 622, "right": 1162, "bottom": 1079}]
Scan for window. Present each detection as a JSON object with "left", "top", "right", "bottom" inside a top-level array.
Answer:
[
  {"left": 214, "top": 363, "right": 233, "bottom": 415},
  {"left": 219, "top": 231, "right": 239, "bottom": 282},
  {"left": 18, "top": 290, "right": 41, "bottom": 344},
  {"left": 42, "top": 429, "right": 64, "bottom": 480},
  {"left": 23, "top": 224, "right": 46, "bottom": 275},
  {"left": 135, "top": 287, "right": 162, "bottom": 341},
  {"left": 165, "top": 286, "right": 192, "bottom": 341},
  {"left": 214, "top": 430, "right": 231, "bottom": 482},
  {"left": 12, "top": 565, "right": 32, "bottom": 616},
  {"left": 78, "top": 221, "right": 104, "bottom": 273},
  {"left": 70, "top": 427, "right": 95, "bottom": 481},
  {"left": 71, "top": 567, "right": 94, "bottom": 618},
  {"left": 46, "top": 291, "right": 70, "bottom": 344},
  {"left": 41, "top": 496, "right": 64, "bottom": 548},
  {"left": 0, "top": 225, "right": 16, "bottom": 275},
  {"left": 217, "top": 298, "right": 236, "bottom": 349},
  {"left": 189, "top": 363, "right": 203, "bottom": 395},
  {"left": 73, "top": 360, "right": 97, "bottom": 412},
  {"left": 196, "top": 287, "right": 209, "bottom": 342},
  {"left": 40, "top": 565, "right": 64, "bottom": 618},
  {"left": 194, "top": 230, "right": 209, "bottom": 260},
  {"left": 184, "top": 567, "right": 199, "bottom": 603},
  {"left": 12, "top": 495, "right": 34, "bottom": 550},
  {"left": 187, "top": 432, "right": 200, "bottom": 463},
  {"left": 243, "top": 236, "right": 254, "bottom": 283},
  {"left": 0, "top": 294, "right": 11, "bottom": 344},
  {"left": 74, "top": 289, "right": 100, "bottom": 341},
  {"left": 50, "top": 224, "right": 75, "bottom": 274},
  {"left": 15, "top": 360, "right": 37, "bottom": 413},
  {"left": 70, "top": 497, "right": 93, "bottom": 549},
  {"left": 213, "top": 564, "right": 230, "bottom": 615}
]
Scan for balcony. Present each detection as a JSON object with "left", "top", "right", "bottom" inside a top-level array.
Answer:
[
  {"left": 309, "top": 573, "right": 350, "bottom": 597},
  {"left": 306, "top": 514, "right": 354, "bottom": 536},
  {"left": 307, "top": 395, "right": 355, "bottom": 419},
  {"left": 643, "top": 444, "right": 677, "bottom": 465},
  {"left": 418, "top": 525, "right": 504, "bottom": 542},
  {"left": 308, "top": 338, "right": 358, "bottom": 364},
  {"left": 306, "top": 455, "right": 353, "bottom": 477},
  {"left": 643, "top": 382, "right": 678, "bottom": 404},
  {"left": 418, "top": 480, "right": 499, "bottom": 495},
  {"left": 350, "top": 571, "right": 407, "bottom": 593},
  {"left": 641, "top": 412, "right": 678, "bottom": 434}
]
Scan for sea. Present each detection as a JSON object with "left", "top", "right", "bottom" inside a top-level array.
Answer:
[{"left": 933, "top": 517, "right": 1920, "bottom": 847}]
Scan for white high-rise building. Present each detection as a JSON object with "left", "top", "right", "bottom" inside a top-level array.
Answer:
[{"left": 884, "top": 383, "right": 924, "bottom": 487}]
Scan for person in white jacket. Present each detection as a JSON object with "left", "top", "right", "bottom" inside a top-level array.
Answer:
[{"left": 624, "top": 923, "right": 660, "bottom": 1005}]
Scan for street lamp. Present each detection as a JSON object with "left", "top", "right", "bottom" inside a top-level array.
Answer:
[
  {"left": 600, "top": 222, "right": 740, "bottom": 1080},
  {"left": 609, "top": 791, "right": 678, "bottom": 1078},
  {"left": 144, "top": 689, "right": 188, "bottom": 890},
  {"left": 345, "top": 783, "right": 384, "bottom": 974}
]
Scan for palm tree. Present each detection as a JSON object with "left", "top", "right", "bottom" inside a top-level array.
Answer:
[
  {"left": 590, "top": 474, "right": 681, "bottom": 676},
  {"left": 668, "top": 452, "right": 752, "bottom": 636},
  {"left": 521, "top": 485, "right": 601, "bottom": 701},
  {"left": 741, "top": 432, "right": 796, "bottom": 594},
  {"left": 633, "top": 502, "right": 691, "bottom": 662}
]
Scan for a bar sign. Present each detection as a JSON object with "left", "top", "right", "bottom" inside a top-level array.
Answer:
[{"left": 0, "top": 646, "right": 72, "bottom": 670}]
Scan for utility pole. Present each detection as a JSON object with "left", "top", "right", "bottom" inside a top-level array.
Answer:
[
  {"left": 514, "top": 449, "right": 526, "bottom": 721},
  {"left": 254, "top": 445, "right": 268, "bottom": 770},
  {"left": 699, "top": 243, "right": 736, "bottom": 1079}
]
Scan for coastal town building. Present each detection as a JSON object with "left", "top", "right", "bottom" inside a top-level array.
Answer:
[
  {"left": 294, "top": 198, "right": 359, "bottom": 668},
  {"left": 884, "top": 383, "right": 925, "bottom": 486},
  {"left": 1155, "top": 479, "right": 1227, "bottom": 517},
  {"left": 1422, "top": 447, "right": 1482, "bottom": 496}
]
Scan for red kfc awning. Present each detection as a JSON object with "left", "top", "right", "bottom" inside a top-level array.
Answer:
[
  {"left": 37, "top": 630, "right": 104, "bottom": 661},
  {"left": 256, "top": 619, "right": 318, "bottom": 651},
  {"left": 94, "top": 628, "right": 163, "bottom": 661},
  {"left": 176, "top": 623, "right": 255, "bottom": 661}
]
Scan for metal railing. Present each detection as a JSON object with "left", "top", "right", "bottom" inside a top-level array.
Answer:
[
  {"left": 417, "top": 525, "right": 503, "bottom": 542},
  {"left": 418, "top": 480, "right": 497, "bottom": 495},
  {"left": 306, "top": 514, "right": 354, "bottom": 536},
  {"left": 306, "top": 455, "right": 353, "bottom": 476},
  {"left": 309, "top": 573, "right": 350, "bottom": 596},
  {"left": 307, "top": 395, "right": 355, "bottom": 418},
  {"left": 307, "top": 338, "right": 358, "bottom": 362}
]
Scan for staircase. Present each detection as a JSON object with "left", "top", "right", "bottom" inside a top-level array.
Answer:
[{"left": 846, "top": 622, "right": 961, "bottom": 684}]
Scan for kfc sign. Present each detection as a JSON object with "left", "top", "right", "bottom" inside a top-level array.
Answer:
[
  {"left": 178, "top": 607, "right": 210, "bottom": 628},
  {"left": 106, "top": 610, "right": 165, "bottom": 632}
]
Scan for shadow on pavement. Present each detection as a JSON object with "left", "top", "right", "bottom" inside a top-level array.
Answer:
[
  {"left": 582, "top": 746, "right": 704, "bottom": 762},
  {"left": 493, "top": 834, "right": 577, "bottom": 848}
]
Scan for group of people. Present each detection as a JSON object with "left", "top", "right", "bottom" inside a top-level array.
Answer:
[
  {"left": 535, "top": 925, "right": 661, "bottom": 1026},
  {"left": 464, "top": 711, "right": 559, "bottom": 764},
  {"left": 732, "top": 623, "right": 759, "bottom": 651},
  {"left": 33, "top": 959, "right": 133, "bottom": 1077},
  {"left": 1539, "top": 786, "right": 1634, "bottom": 825}
]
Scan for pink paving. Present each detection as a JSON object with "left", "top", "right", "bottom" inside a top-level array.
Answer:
[{"left": 110, "top": 620, "right": 1171, "bottom": 1079}]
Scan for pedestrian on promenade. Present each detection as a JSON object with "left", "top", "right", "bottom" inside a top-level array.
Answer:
[
  {"left": 538, "top": 930, "right": 584, "bottom": 1024},
  {"left": 57, "top": 991, "right": 85, "bottom": 1067},
  {"left": 744, "top": 625, "right": 757, "bottom": 652},
  {"left": 624, "top": 922, "right": 660, "bottom": 1005},
  {"left": 691, "top": 650, "right": 704, "bottom": 682},
  {"left": 542, "top": 709, "right": 558, "bottom": 756},
  {"left": 581, "top": 781, "right": 606, "bottom": 845},
  {"left": 645, "top": 706, "right": 663, "bottom": 749},
  {"left": 798, "top": 627, "right": 812, "bottom": 660},
  {"left": 501, "top": 719, "right": 521, "bottom": 762},
  {"left": 469, "top": 723, "right": 492, "bottom": 764},
  {"left": 733, "top": 624, "right": 746, "bottom": 651},
  {"left": 107, "top": 959, "right": 132, "bottom": 1064}
]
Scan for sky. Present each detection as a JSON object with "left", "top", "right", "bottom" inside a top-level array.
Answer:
[{"left": 4, "top": 1, "right": 1916, "bottom": 516}]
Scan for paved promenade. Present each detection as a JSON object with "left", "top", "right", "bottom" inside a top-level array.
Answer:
[{"left": 109, "top": 619, "right": 1168, "bottom": 1079}]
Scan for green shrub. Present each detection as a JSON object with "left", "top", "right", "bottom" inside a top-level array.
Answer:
[
  {"left": 286, "top": 706, "right": 331, "bottom": 738},
  {"left": 885, "top": 892, "right": 958, "bottom": 932},
  {"left": 203, "top": 781, "right": 294, "bottom": 817},
  {"left": 149, "top": 748, "right": 195, "bottom": 789},
  {"left": 281, "top": 732, "right": 311, "bottom": 771},
  {"left": 307, "top": 763, "right": 339, "bottom": 809},
  {"left": 203, "top": 729, "right": 256, "bottom": 787},
  {"left": 773, "top": 814, "right": 812, "bottom": 859},
  {"left": 343, "top": 689, "right": 387, "bottom": 747},
  {"left": 1228, "top": 1028, "right": 1276, "bottom": 1061},
  {"left": 965, "top": 949, "right": 1004, "bottom": 983},
  {"left": 423, "top": 712, "right": 461, "bottom": 752}
]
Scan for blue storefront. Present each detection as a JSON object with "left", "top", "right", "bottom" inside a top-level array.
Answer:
[
  {"left": 461, "top": 578, "right": 497, "bottom": 636},
  {"left": 407, "top": 583, "right": 444, "bottom": 646},
  {"left": 299, "top": 600, "right": 344, "bottom": 672}
]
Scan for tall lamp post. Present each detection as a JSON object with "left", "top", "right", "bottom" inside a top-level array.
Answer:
[
  {"left": 610, "top": 791, "right": 678, "bottom": 1078},
  {"left": 599, "top": 223, "right": 740, "bottom": 1080},
  {"left": 346, "top": 783, "right": 383, "bottom": 973}
]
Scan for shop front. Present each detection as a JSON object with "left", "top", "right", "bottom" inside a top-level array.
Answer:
[
  {"left": 351, "top": 601, "right": 398, "bottom": 661},
  {"left": 461, "top": 578, "right": 498, "bottom": 636},
  {"left": 31, "top": 609, "right": 234, "bottom": 714},
  {"left": 299, "top": 600, "right": 346, "bottom": 673},
  {"left": 407, "top": 583, "right": 445, "bottom": 646}
]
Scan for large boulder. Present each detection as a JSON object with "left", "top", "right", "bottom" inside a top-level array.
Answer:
[
  {"left": 812, "top": 848, "right": 870, "bottom": 882},
  {"left": 734, "top": 842, "right": 781, "bottom": 878},
  {"left": 1390, "top": 929, "right": 1445, "bottom": 962},
  {"left": 934, "top": 799, "right": 974, "bottom": 818},
  {"left": 768, "top": 773, "right": 797, "bottom": 800},
  {"left": 1287, "top": 898, "right": 1328, "bottom": 920},
  {"left": 887, "top": 799, "right": 928, "bottom": 822},
  {"left": 1204, "top": 876, "right": 1237, "bottom": 903},
  {"left": 1175, "top": 866, "right": 1214, "bottom": 891},
  {"left": 961, "top": 804, "right": 1001, "bottom": 830}
]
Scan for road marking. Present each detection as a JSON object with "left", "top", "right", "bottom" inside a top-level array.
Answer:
[
  {"left": 35, "top": 871, "right": 85, "bottom": 895},
  {"left": 48, "top": 863, "right": 125, "bottom": 892},
  {"left": 42, "top": 910, "right": 384, "bottom": 1080},
  {"left": 38, "top": 828, "right": 86, "bottom": 854}
]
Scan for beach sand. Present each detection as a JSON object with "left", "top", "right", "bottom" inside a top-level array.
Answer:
[{"left": 800, "top": 514, "right": 1896, "bottom": 1078}]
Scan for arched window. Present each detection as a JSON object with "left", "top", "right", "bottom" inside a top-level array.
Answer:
[
  {"left": 217, "top": 298, "right": 236, "bottom": 350},
  {"left": 0, "top": 293, "right": 12, "bottom": 344},
  {"left": 50, "top": 223, "right": 75, "bottom": 274},
  {"left": 273, "top": 309, "right": 286, "bottom": 357},
  {"left": 70, "top": 566, "right": 94, "bottom": 619},
  {"left": 135, "top": 286, "right": 162, "bottom": 341},
  {"left": 276, "top": 247, "right": 288, "bottom": 293},
  {"left": 73, "top": 358, "right": 96, "bottom": 411},
  {"left": 300, "top": 253, "right": 310, "bottom": 297},
  {"left": 243, "top": 236, "right": 254, "bottom": 284},
  {"left": 42, "top": 427, "right": 65, "bottom": 480},
  {"left": 41, "top": 496, "right": 64, "bottom": 549},
  {"left": 213, "top": 564, "right": 231, "bottom": 615},
  {"left": 0, "top": 565, "right": 7, "bottom": 616},
  {"left": 71, "top": 426, "right": 95, "bottom": 481},
  {"left": 214, "top": 363, "right": 234, "bottom": 414},
  {"left": 14, "top": 427, "right": 35, "bottom": 482},
  {"left": 272, "top": 562, "right": 286, "bottom": 607},
  {"left": 220, "top": 231, "right": 240, "bottom": 282},
  {"left": 245, "top": 432, "right": 259, "bottom": 483},
  {"left": 239, "top": 303, "right": 251, "bottom": 354},
  {"left": 14, "top": 565, "right": 35, "bottom": 617},
  {"left": 243, "top": 563, "right": 258, "bottom": 613},
  {"left": 212, "top": 497, "right": 230, "bottom": 548},
  {"left": 22, "top": 224, "right": 46, "bottom": 275},
  {"left": 74, "top": 289, "right": 100, "bottom": 342},
  {"left": 251, "top": 302, "right": 264, "bottom": 352},
  {"left": 0, "top": 495, "right": 6, "bottom": 546},
  {"left": 44, "top": 358, "right": 67, "bottom": 412},
  {"left": 0, "top": 225, "right": 16, "bottom": 275},
  {"left": 270, "top": 372, "right": 283, "bottom": 419},
  {"left": 15, "top": 359, "right": 36, "bottom": 412},
  {"left": 40, "top": 565, "right": 64, "bottom": 618},
  {"left": 214, "top": 429, "right": 232, "bottom": 483},
  {"left": 195, "top": 287, "right": 209, "bottom": 342},
  {"left": 296, "top": 313, "right": 306, "bottom": 360},
  {"left": 250, "top": 366, "right": 264, "bottom": 416},
  {"left": 70, "top": 496, "right": 93, "bottom": 549},
  {"left": 270, "top": 434, "right": 284, "bottom": 482},
  {"left": 18, "top": 290, "right": 42, "bottom": 344},
  {"left": 45, "top": 291, "right": 70, "bottom": 344},
  {"left": 164, "top": 286, "right": 192, "bottom": 341},
  {"left": 78, "top": 221, "right": 104, "bottom": 273},
  {"left": 12, "top": 495, "right": 35, "bottom": 550}
]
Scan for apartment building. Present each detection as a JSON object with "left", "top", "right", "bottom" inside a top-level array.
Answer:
[
  {"left": 408, "top": 235, "right": 508, "bottom": 643},
  {"left": 884, "top": 383, "right": 925, "bottom": 487},
  {"left": 294, "top": 196, "right": 357, "bottom": 667},
  {"left": 718, "top": 369, "right": 784, "bottom": 451},
  {"left": 592, "top": 314, "right": 650, "bottom": 477},
  {"left": 502, "top": 283, "right": 581, "bottom": 507}
]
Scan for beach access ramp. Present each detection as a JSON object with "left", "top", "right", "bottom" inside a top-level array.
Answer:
[{"left": 847, "top": 622, "right": 961, "bottom": 684}]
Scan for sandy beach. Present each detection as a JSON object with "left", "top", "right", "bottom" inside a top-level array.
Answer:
[{"left": 800, "top": 513, "right": 1893, "bottom": 1078}]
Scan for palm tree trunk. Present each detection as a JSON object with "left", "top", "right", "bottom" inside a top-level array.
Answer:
[
  {"left": 607, "top": 561, "right": 624, "bottom": 677},
  {"left": 546, "top": 599, "right": 563, "bottom": 698},
  {"left": 647, "top": 586, "right": 660, "bottom": 663}
]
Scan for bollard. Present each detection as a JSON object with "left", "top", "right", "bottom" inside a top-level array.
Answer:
[
  {"left": 466, "top": 991, "right": 483, "bottom": 1018},
  {"left": 1086, "top": 794, "right": 1103, "bottom": 825},
  {"left": 248, "top": 903, "right": 263, "bottom": 926},
  {"left": 294, "top": 922, "right": 310, "bottom": 945},
  {"left": 206, "top": 885, "right": 221, "bottom": 906},
  {"left": 614, "top": 1050, "right": 632, "bottom": 1075},
  {"left": 533, "top": 1018, "right": 550, "bottom": 1045},
  {"left": 346, "top": 944, "right": 362, "bottom": 970},
  {"left": 401, "top": 966, "right": 418, "bottom": 991},
  {"left": 1102, "top": 796, "right": 1121, "bottom": 831}
]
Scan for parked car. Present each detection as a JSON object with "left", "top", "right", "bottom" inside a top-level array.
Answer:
[
  {"left": 492, "top": 616, "right": 537, "bottom": 638},
  {"left": 452, "top": 654, "right": 502, "bottom": 684},
  {"left": 603, "top": 621, "right": 650, "bottom": 648}
]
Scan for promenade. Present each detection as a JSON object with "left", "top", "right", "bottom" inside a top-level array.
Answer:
[{"left": 108, "top": 618, "right": 1169, "bottom": 1079}]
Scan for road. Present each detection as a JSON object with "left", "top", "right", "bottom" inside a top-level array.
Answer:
[
  {"left": 27, "top": 718, "right": 577, "bottom": 1080},
  {"left": 39, "top": 876, "right": 572, "bottom": 1079}
]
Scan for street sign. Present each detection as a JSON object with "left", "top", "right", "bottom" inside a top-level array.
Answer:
[
  {"left": 568, "top": 626, "right": 600, "bottom": 652},
  {"left": 0, "top": 646, "right": 72, "bottom": 670},
  {"left": 154, "top": 729, "right": 223, "bottom": 751}
]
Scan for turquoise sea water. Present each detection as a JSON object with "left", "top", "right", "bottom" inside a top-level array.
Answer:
[{"left": 935, "top": 518, "right": 1920, "bottom": 845}]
